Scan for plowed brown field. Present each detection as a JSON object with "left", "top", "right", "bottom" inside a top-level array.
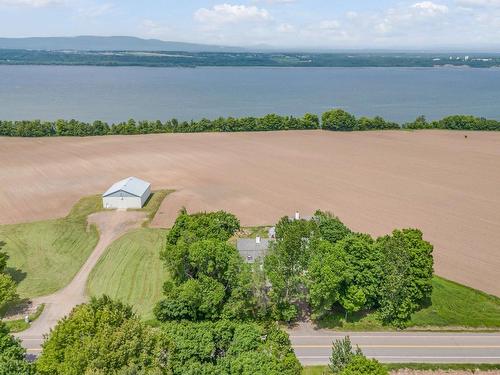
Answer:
[{"left": 1, "top": 130, "right": 499, "bottom": 296}]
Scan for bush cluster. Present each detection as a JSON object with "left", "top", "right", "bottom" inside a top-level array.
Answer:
[
  {"left": 2, "top": 109, "right": 499, "bottom": 137},
  {"left": 403, "top": 114, "right": 500, "bottom": 130}
]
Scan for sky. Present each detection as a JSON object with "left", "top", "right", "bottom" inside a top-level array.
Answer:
[{"left": 0, "top": 0, "right": 499, "bottom": 50}]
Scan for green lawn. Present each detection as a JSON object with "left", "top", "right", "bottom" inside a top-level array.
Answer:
[
  {"left": 409, "top": 277, "right": 500, "bottom": 328},
  {"left": 4, "top": 304, "right": 45, "bottom": 333},
  {"left": 316, "top": 276, "right": 500, "bottom": 331},
  {"left": 302, "top": 366, "right": 328, "bottom": 375},
  {"left": 86, "top": 227, "right": 168, "bottom": 320},
  {"left": 302, "top": 364, "right": 500, "bottom": 374},
  {"left": 0, "top": 195, "right": 102, "bottom": 298}
]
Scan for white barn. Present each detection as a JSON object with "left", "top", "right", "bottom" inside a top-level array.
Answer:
[{"left": 102, "top": 177, "right": 151, "bottom": 209}]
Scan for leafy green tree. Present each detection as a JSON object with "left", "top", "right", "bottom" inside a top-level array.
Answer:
[
  {"left": 155, "top": 276, "right": 226, "bottom": 321},
  {"left": 166, "top": 210, "right": 240, "bottom": 246},
  {"left": 313, "top": 211, "right": 351, "bottom": 245},
  {"left": 339, "top": 356, "right": 388, "bottom": 375},
  {"left": 161, "top": 210, "right": 240, "bottom": 284},
  {"left": 264, "top": 217, "right": 314, "bottom": 321},
  {"left": 0, "top": 321, "right": 32, "bottom": 375},
  {"left": 341, "top": 286, "right": 366, "bottom": 320},
  {"left": 322, "top": 109, "right": 357, "bottom": 131},
  {"left": 160, "top": 320, "right": 301, "bottom": 375},
  {"left": 0, "top": 245, "right": 17, "bottom": 309},
  {"left": 307, "top": 240, "right": 347, "bottom": 317},
  {"left": 157, "top": 211, "right": 255, "bottom": 322},
  {"left": 376, "top": 229, "right": 434, "bottom": 325},
  {"left": 37, "top": 296, "right": 167, "bottom": 375},
  {"left": 336, "top": 233, "right": 380, "bottom": 308},
  {"left": 328, "top": 336, "right": 362, "bottom": 374}
]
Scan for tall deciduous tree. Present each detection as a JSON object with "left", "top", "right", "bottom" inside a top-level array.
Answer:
[
  {"left": 376, "top": 229, "right": 434, "bottom": 325},
  {"left": 0, "top": 243, "right": 17, "bottom": 309},
  {"left": 0, "top": 321, "right": 32, "bottom": 375},
  {"left": 37, "top": 296, "right": 168, "bottom": 375},
  {"left": 264, "top": 217, "right": 314, "bottom": 321},
  {"left": 322, "top": 109, "right": 357, "bottom": 131}
]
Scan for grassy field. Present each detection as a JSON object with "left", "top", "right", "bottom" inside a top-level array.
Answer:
[
  {"left": 86, "top": 227, "right": 168, "bottom": 320},
  {"left": 409, "top": 277, "right": 500, "bottom": 328},
  {"left": 316, "top": 276, "right": 500, "bottom": 330},
  {"left": 0, "top": 195, "right": 102, "bottom": 298}
]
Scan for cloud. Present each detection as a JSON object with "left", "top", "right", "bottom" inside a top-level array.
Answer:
[
  {"left": 456, "top": 0, "right": 500, "bottom": 7},
  {"left": 194, "top": 3, "right": 272, "bottom": 25},
  {"left": 319, "top": 20, "right": 341, "bottom": 31},
  {"left": 412, "top": 1, "right": 449, "bottom": 15},
  {"left": 77, "top": 3, "right": 113, "bottom": 17},
  {"left": 277, "top": 23, "right": 294, "bottom": 32},
  {"left": 252, "top": 0, "right": 295, "bottom": 3},
  {"left": 0, "top": 0, "right": 63, "bottom": 6}
]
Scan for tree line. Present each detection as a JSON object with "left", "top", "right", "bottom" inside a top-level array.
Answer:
[
  {"left": 154, "top": 209, "right": 434, "bottom": 327},
  {"left": 1, "top": 110, "right": 499, "bottom": 137}
]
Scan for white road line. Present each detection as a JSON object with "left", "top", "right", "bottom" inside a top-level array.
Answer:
[
  {"left": 290, "top": 335, "right": 500, "bottom": 339},
  {"left": 294, "top": 345, "right": 500, "bottom": 348},
  {"left": 297, "top": 356, "right": 500, "bottom": 360}
]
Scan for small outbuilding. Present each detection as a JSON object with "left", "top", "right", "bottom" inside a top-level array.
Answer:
[{"left": 102, "top": 176, "right": 151, "bottom": 209}]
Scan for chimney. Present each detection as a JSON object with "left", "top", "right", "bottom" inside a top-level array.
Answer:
[
  {"left": 295, "top": 211, "right": 300, "bottom": 220},
  {"left": 256, "top": 236, "right": 261, "bottom": 244}
]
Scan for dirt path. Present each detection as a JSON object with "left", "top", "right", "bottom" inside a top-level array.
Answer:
[{"left": 15, "top": 210, "right": 146, "bottom": 353}]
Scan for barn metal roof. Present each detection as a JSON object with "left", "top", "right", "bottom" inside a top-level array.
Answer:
[{"left": 103, "top": 177, "right": 151, "bottom": 197}]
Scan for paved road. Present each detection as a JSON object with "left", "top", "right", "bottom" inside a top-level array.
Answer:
[
  {"left": 289, "top": 324, "right": 500, "bottom": 366},
  {"left": 15, "top": 210, "right": 146, "bottom": 356}
]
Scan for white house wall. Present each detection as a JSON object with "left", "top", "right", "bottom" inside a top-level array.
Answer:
[{"left": 103, "top": 196, "right": 143, "bottom": 209}]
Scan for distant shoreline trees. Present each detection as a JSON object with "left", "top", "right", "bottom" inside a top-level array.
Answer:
[{"left": 1, "top": 110, "right": 499, "bottom": 137}]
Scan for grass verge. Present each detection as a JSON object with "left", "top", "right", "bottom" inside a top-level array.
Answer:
[
  {"left": 86, "top": 227, "right": 169, "bottom": 320},
  {"left": 0, "top": 195, "right": 102, "bottom": 298},
  {"left": 132, "top": 189, "right": 173, "bottom": 226},
  {"left": 303, "top": 364, "right": 500, "bottom": 374},
  {"left": 4, "top": 303, "right": 45, "bottom": 333},
  {"left": 315, "top": 276, "right": 500, "bottom": 331}
]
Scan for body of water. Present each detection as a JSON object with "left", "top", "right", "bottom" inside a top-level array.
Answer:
[{"left": 1, "top": 65, "right": 500, "bottom": 123}]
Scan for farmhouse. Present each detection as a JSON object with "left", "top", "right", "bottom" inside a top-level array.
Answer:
[
  {"left": 102, "top": 177, "right": 151, "bottom": 209},
  {"left": 237, "top": 237, "right": 271, "bottom": 263}
]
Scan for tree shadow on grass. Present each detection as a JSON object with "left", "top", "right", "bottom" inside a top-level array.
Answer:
[
  {"left": 5, "top": 266, "right": 27, "bottom": 284},
  {"left": 313, "top": 307, "right": 380, "bottom": 330}
]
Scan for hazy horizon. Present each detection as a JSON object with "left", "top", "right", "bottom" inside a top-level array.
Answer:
[
  {"left": 1, "top": 35, "right": 500, "bottom": 53},
  {"left": 1, "top": 1, "right": 500, "bottom": 51}
]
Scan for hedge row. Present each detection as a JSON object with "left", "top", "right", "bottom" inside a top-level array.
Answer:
[{"left": 1, "top": 110, "right": 499, "bottom": 137}]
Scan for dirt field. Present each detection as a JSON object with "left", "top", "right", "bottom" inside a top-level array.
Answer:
[
  {"left": 1, "top": 130, "right": 499, "bottom": 296},
  {"left": 392, "top": 371, "right": 500, "bottom": 375}
]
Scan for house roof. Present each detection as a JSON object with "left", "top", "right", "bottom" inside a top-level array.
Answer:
[
  {"left": 103, "top": 177, "right": 151, "bottom": 197},
  {"left": 237, "top": 238, "right": 271, "bottom": 263}
]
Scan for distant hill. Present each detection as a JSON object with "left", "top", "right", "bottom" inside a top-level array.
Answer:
[{"left": 0, "top": 36, "right": 244, "bottom": 52}]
